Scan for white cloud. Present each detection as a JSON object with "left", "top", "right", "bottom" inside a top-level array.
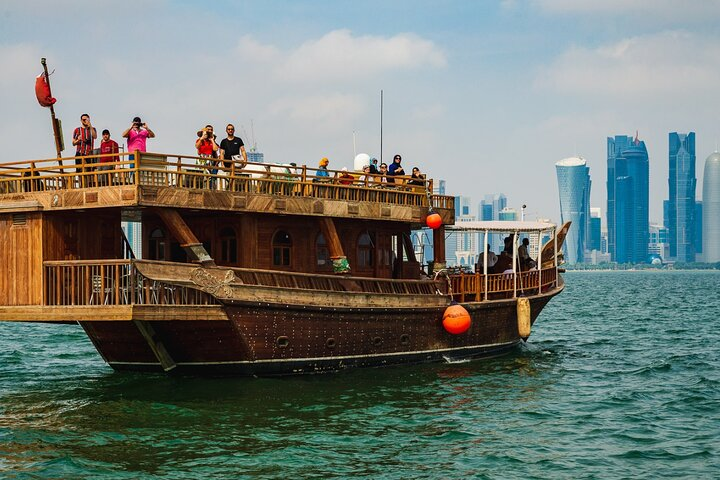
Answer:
[
  {"left": 268, "top": 93, "right": 365, "bottom": 130},
  {"left": 274, "top": 29, "right": 446, "bottom": 83},
  {"left": 535, "top": 31, "right": 720, "bottom": 97}
]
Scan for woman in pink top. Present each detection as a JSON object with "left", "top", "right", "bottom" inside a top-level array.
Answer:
[{"left": 122, "top": 116, "right": 155, "bottom": 167}]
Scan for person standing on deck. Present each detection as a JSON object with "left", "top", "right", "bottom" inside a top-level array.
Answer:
[
  {"left": 316, "top": 157, "right": 330, "bottom": 179},
  {"left": 219, "top": 124, "right": 247, "bottom": 190},
  {"left": 387, "top": 154, "right": 405, "bottom": 184},
  {"left": 72, "top": 113, "right": 97, "bottom": 175},
  {"left": 122, "top": 116, "right": 155, "bottom": 170},
  {"left": 98, "top": 130, "right": 119, "bottom": 184}
]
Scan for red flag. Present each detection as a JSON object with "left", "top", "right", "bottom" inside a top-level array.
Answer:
[{"left": 35, "top": 72, "right": 56, "bottom": 107}]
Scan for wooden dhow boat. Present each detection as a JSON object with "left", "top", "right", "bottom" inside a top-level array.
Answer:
[{"left": 0, "top": 151, "right": 566, "bottom": 375}]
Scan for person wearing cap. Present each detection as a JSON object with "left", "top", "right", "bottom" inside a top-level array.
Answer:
[
  {"left": 359, "top": 164, "right": 372, "bottom": 184},
  {"left": 122, "top": 116, "right": 155, "bottom": 171},
  {"left": 338, "top": 167, "right": 354, "bottom": 185}
]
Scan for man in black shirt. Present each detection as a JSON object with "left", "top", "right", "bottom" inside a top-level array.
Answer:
[{"left": 218, "top": 124, "right": 248, "bottom": 190}]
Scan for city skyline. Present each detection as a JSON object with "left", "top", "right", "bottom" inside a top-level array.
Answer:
[{"left": 2, "top": 2, "right": 720, "bottom": 224}]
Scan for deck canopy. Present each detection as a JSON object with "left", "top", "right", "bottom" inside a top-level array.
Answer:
[{"left": 445, "top": 221, "right": 555, "bottom": 233}]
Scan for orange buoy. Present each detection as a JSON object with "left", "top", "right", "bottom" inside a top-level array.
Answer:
[
  {"left": 426, "top": 212, "right": 442, "bottom": 229},
  {"left": 442, "top": 304, "right": 471, "bottom": 334}
]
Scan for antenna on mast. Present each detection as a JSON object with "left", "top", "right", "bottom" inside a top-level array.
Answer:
[
  {"left": 251, "top": 119, "right": 257, "bottom": 151},
  {"left": 380, "top": 89, "right": 383, "bottom": 164}
]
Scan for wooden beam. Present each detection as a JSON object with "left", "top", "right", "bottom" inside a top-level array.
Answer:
[
  {"left": 401, "top": 232, "right": 417, "bottom": 263},
  {"left": 153, "top": 208, "right": 215, "bottom": 266},
  {"left": 133, "top": 320, "right": 177, "bottom": 371},
  {"left": 318, "top": 217, "right": 350, "bottom": 274}
]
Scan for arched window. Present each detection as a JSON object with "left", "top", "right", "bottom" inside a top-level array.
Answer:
[
  {"left": 357, "top": 232, "right": 374, "bottom": 268},
  {"left": 149, "top": 228, "right": 166, "bottom": 260},
  {"left": 316, "top": 233, "right": 331, "bottom": 270},
  {"left": 272, "top": 230, "right": 292, "bottom": 267},
  {"left": 219, "top": 227, "right": 238, "bottom": 264}
]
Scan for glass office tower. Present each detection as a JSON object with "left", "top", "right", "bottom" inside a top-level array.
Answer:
[
  {"left": 668, "top": 132, "right": 696, "bottom": 262},
  {"left": 556, "top": 157, "right": 591, "bottom": 264},
  {"left": 607, "top": 135, "right": 649, "bottom": 263},
  {"left": 703, "top": 152, "right": 720, "bottom": 262}
]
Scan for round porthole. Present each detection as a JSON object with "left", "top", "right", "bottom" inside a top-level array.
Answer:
[
  {"left": 276, "top": 336, "right": 289, "bottom": 348},
  {"left": 372, "top": 336, "right": 383, "bottom": 347},
  {"left": 400, "top": 334, "right": 410, "bottom": 345},
  {"left": 326, "top": 337, "right": 336, "bottom": 349}
]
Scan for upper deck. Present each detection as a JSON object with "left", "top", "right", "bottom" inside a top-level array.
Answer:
[{"left": 0, "top": 152, "right": 455, "bottom": 225}]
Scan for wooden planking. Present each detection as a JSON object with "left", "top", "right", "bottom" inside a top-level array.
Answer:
[
  {"left": 0, "top": 212, "right": 43, "bottom": 305},
  {"left": 0, "top": 305, "right": 228, "bottom": 322}
]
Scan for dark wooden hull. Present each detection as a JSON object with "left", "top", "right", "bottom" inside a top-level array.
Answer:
[{"left": 81, "top": 281, "right": 561, "bottom": 375}]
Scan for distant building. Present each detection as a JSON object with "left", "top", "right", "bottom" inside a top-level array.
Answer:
[
  {"left": 649, "top": 223, "right": 670, "bottom": 261},
  {"left": 445, "top": 196, "right": 475, "bottom": 266},
  {"left": 607, "top": 134, "right": 649, "bottom": 263},
  {"left": 695, "top": 201, "right": 702, "bottom": 257},
  {"left": 498, "top": 207, "right": 517, "bottom": 221},
  {"left": 703, "top": 152, "right": 720, "bottom": 262},
  {"left": 589, "top": 208, "right": 602, "bottom": 252},
  {"left": 478, "top": 193, "right": 507, "bottom": 251},
  {"left": 247, "top": 148, "right": 264, "bottom": 163},
  {"left": 556, "top": 157, "right": 591, "bottom": 264},
  {"left": 667, "top": 132, "right": 697, "bottom": 262},
  {"left": 121, "top": 221, "right": 142, "bottom": 258}
]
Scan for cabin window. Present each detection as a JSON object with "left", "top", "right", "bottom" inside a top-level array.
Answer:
[
  {"left": 357, "top": 232, "right": 375, "bottom": 268},
  {"left": 220, "top": 227, "right": 238, "bottom": 264},
  {"left": 149, "top": 228, "right": 166, "bottom": 260},
  {"left": 272, "top": 230, "right": 292, "bottom": 267},
  {"left": 316, "top": 233, "right": 331, "bottom": 270}
]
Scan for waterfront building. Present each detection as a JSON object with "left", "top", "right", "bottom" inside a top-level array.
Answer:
[
  {"left": 479, "top": 193, "right": 507, "bottom": 251},
  {"left": 498, "top": 207, "right": 518, "bottom": 221},
  {"left": 121, "top": 221, "right": 142, "bottom": 258},
  {"left": 703, "top": 152, "right": 720, "bottom": 262},
  {"left": 247, "top": 148, "right": 264, "bottom": 163},
  {"left": 556, "top": 157, "right": 591, "bottom": 264},
  {"left": 589, "top": 208, "right": 602, "bottom": 252},
  {"left": 667, "top": 132, "right": 696, "bottom": 262},
  {"left": 607, "top": 134, "right": 649, "bottom": 263},
  {"left": 695, "top": 201, "right": 702, "bottom": 257},
  {"left": 649, "top": 223, "right": 670, "bottom": 262}
]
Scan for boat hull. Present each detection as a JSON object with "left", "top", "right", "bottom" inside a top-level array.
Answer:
[{"left": 81, "top": 284, "right": 560, "bottom": 375}]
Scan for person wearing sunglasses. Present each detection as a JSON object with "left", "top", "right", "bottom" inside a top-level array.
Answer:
[{"left": 387, "top": 154, "right": 405, "bottom": 184}]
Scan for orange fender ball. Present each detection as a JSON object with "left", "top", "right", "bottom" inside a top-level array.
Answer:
[
  {"left": 426, "top": 213, "right": 442, "bottom": 229},
  {"left": 443, "top": 304, "right": 471, "bottom": 334}
]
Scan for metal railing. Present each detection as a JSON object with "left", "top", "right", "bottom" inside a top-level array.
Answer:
[
  {"left": 0, "top": 152, "right": 454, "bottom": 211},
  {"left": 449, "top": 267, "right": 558, "bottom": 302}
]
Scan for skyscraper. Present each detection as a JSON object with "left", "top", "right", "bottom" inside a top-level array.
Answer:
[
  {"left": 556, "top": 157, "right": 591, "bottom": 264},
  {"left": 478, "top": 193, "right": 507, "bottom": 251},
  {"left": 607, "top": 134, "right": 649, "bottom": 263},
  {"left": 667, "top": 132, "right": 697, "bottom": 262},
  {"left": 589, "top": 208, "right": 602, "bottom": 252},
  {"left": 703, "top": 152, "right": 720, "bottom": 262}
]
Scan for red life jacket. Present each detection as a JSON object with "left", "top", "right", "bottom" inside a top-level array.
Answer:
[{"left": 35, "top": 73, "right": 56, "bottom": 107}]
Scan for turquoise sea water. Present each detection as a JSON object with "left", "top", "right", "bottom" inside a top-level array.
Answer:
[{"left": 1, "top": 271, "right": 719, "bottom": 479}]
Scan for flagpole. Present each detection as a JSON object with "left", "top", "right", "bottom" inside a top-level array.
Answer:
[{"left": 41, "top": 58, "right": 63, "bottom": 164}]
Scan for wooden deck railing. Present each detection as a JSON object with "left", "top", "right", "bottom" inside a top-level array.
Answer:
[
  {"left": 43, "top": 260, "right": 218, "bottom": 306},
  {"left": 448, "top": 267, "right": 558, "bottom": 302},
  {"left": 43, "top": 259, "right": 557, "bottom": 307},
  {"left": 0, "top": 152, "right": 454, "bottom": 211}
]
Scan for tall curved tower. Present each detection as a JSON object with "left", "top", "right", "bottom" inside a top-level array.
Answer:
[
  {"left": 703, "top": 152, "right": 720, "bottom": 262},
  {"left": 556, "top": 157, "right": 591, "bottom": 264}
]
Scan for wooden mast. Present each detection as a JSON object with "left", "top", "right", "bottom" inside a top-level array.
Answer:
[{"left": 41, "top": 58, "right": 63, "bottom": 164}]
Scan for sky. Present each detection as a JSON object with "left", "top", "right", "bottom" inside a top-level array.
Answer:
[{"left": 2, "top": 0, "right": 720, "bottom": 225}]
